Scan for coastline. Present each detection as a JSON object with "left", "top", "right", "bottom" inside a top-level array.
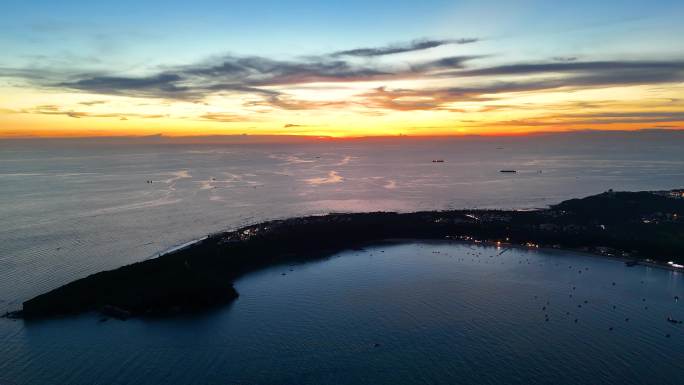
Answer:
[
  {"left": 8, "top": 189, "right": 684, "bottom": 320},
  {"left": 355, "top": 237, "right": 683, "bottom": 272}
]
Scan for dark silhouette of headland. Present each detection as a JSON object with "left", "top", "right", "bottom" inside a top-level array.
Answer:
[{"left": 9, "top": 189, "right": 684, "bottom": 320}]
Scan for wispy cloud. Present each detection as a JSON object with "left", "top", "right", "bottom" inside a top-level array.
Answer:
[
  {"left": 59, "top": 73, "right": 190, "bottom": 99},
  {"left": 331, "top": 38, "right": 478, "bottom": 57},
  {"left": 246, "top": 95, "right": 352, "bottom": 110},
  {"left": 451, "top": 61, "right": 684, "bottom": 78},
  {"left": 1, "top": 37, "right": 485, "bottom": 103},
  {"left": 359, "top": 66, "right": 684, "bottom": 112},
  {"left": 20, "top": 104, "right": 165, "bottom": 119},
  {"left": 54, "top": 58, "right": 389, "bottom": 100},
  {"left": 3, "top": 36, "right": 684, "bottom": 121},
  {"left": 78, "top": 100, "right": 108, "bottom": 106},
  {"left": 491, "top": 111, "right": 684, "bottom": 127},
  {"left": 200, "top": 112, "right": 252, "bottom": 122},
  {"left": 44, "top": 57, "right": 684, "bottom": 110}
]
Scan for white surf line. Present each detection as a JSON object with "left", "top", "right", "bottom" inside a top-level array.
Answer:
[
  {"left": 146, "top": 236, "right": 208, "bottom": 260},
  {"left": 145, "top": 220, "right": 257, "bottom": 261},
  {"left": 144, "top": 212, "right": 326, "bottom": 261}
]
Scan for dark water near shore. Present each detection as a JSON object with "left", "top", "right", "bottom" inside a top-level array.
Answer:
[{"left": 1, "top": 242, "right": 683, "bottom": 385}]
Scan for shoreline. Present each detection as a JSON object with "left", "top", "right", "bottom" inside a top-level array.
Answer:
[
  {"left": 8, "top": 189, "right": 684, "bottom": 320},
  {"left": 355, "top": 237, "right": 683, "bottom": 272}
]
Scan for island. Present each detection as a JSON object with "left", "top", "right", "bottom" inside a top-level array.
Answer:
[{"left": 9, "top": 189, "right": 684, "bottom": 320}]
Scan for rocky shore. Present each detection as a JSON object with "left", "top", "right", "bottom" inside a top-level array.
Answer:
[{"left": 10, "top": 189, "right": 684, "bottom": 320}]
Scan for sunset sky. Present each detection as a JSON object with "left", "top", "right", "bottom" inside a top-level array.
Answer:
[{"left": 1, "top": 0, "right": 683, "bottom": 138}]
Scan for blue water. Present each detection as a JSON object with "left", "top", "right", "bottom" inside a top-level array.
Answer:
[{"left": 1, "top": 242, "right": 682, "bottom": 385}]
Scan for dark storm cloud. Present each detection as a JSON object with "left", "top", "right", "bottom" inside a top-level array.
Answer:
[{"left": 332, "top": 38, "right": 478, "bottom": 57}]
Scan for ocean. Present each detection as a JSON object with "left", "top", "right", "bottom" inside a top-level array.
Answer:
[{"left": 1, "top": 132, "right": 683, "bottom": 384}]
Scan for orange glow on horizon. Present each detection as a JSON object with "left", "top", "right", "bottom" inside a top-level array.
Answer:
[{"left": 2, "top": 81, "right": 683, "bottom": 139}]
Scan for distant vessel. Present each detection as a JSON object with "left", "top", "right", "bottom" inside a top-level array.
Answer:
[
  {"left": 432, "top": 159, "right": 445, "bottom": 163},
  {"left": 500, "top": 170, "right": 517, "bottom": 173},
  {"left": 625, "top": 260, "right": 639, "bottom": 267}
]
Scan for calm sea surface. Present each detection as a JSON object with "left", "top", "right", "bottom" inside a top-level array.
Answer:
[
  {"left": 1, "top": 133, "right": 683, "bottom": 384},
  {"left": 1, "top": 242, "right": 683, "bottom": 385}
]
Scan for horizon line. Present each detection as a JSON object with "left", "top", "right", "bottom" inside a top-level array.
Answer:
[{"left": 2, "top": 128, "right": 683, "bottom": 142}]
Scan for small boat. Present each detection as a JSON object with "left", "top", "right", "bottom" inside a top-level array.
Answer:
[
  {"left": 500, "top": 170, "right": 517, "bottom": 173},
  {"left": 432, "top": 159, "right": 445, "bottom": 163},
  {"left": 667, "top": 316, "right": 683, "bottom": 324},
  {"left": 625, "top": 260, "right": 639, "bottom": 267}
]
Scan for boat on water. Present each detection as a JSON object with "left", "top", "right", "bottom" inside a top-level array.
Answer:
[
  {"left": 625, "top": 260, "right": 640, "bottom": 267},
  {"left": 432, "top": 159, "right": 445, "bottom": 163},
  {"left": 500, "top": 170, "right": 517, "bottom": 173}
]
